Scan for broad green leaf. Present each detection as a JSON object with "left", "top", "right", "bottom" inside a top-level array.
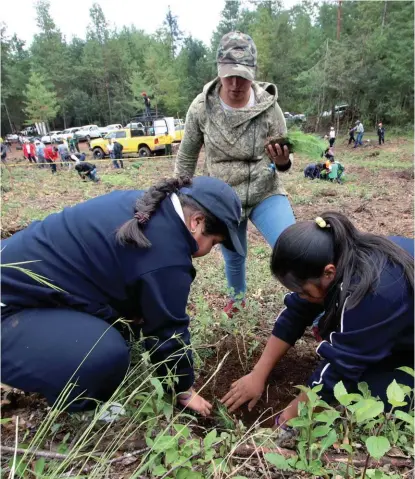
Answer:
[
  {"left": 311, "top": 424, "right": 331, "bottom": 438},
  {"left": 34, "top": 457, "right": 46, "bottom": 475},
  {"left": 150, "top": 378, "right": 164, "bottom": 400},
  {"left": 152, "top": 435, "right": 178, "bottom": 452},
  {"left": 354, "top": 399, "right": 384, "bottom": 423},
  {"left": 287, "top": 417, "right": 312, "bottom": 428},
  {"left": 176, "top": 468, "right": 193, "bottom": 479},
  {"left": 152, "top": 464, "right": 168, "bottom": 476},
  {"left": 295, "top": 460, "right": 308, "bottom": 471},
  {"left": 308, "top": 459, "right": 325, "bottom": 476},
  {"left": 306, "top": 390, "right": 320, "bottom": 407},
  {"left": 173, "top": 424, "right": 190, "bottom": 438},
  {"left": 333, "top": 381, "right": 348, "bottom": 402},
  {"left": 395, "top": 410, "right": 414, "bottom": 427},
  {"left": 312, "top": 384, "right": 323, "bottom": 393},
  {"left": 319, "top": 429, "right": 337, "bottom": 458},
  {"left": 334, "top": 382, "right": 361, "bottom": 406},
  {"left": 365, "top": 435, "right": 390, "bottom": 459},
  {"left": 315, "top": 410, "right": 341, "bottom": 426},
  {"left": 316, "top": 399, "right": 332, "bottom": 409},
  {"left": 397, "top": 366, "right": 415, "bottom": 378},
  {"left": 340, "top": 444, "right": 353, "bottom": 454},
  {"left": 165, "top": 448, "right": 179, "bottom": 464},
  {"left": 163, "top": 402, "right": 173, "bottom": 420},
  {"left": 295, "top": 385, "right": 311, "bottom": 394},
  {"left": 387, "top": 380, "right": 406, "bottom": 407},
  {"left": 399, "top": 384, "right": 412, "bottom": 396},
  {"left": 203, "top": 429, "right": 217, "bottom": 449},
  {"left": 357, "top": 381, "right": 371, "bottom": 398},
  {"left": 264, "top": 453, "right": 291, "bottom": 471}
]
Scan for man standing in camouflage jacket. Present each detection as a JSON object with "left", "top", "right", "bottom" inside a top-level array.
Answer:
[{"left": 175, "top": 31, "right": 295, "bottom": 316}]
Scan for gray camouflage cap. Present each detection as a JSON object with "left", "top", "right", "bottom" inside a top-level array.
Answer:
[{"left": 217, "top": 31, "right": 257, "bottom": 81}]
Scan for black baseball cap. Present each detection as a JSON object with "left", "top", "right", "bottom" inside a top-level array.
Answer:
[{"left": 179, "top": 176, "right": 245, "bottom": 256}]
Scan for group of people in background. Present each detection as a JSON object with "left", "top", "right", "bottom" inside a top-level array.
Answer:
[
  {"left": 304, "top": 147, "right": 345, "bottom": 183},
  {"left": 17, "top": 137, "right": 99, "bottom": 182}
]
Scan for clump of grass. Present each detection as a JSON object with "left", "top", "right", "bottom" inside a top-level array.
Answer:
[{"left": 266, "top": 130, "right": 327, "bottom": 159}]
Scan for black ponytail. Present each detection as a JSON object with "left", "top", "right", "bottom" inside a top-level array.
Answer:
[
  {"left": 117, "top": 176, "right": 229, "bottom": 248},
  {"left": 116, "top": 176, "right": 192, "bottom": 247},
  {"left": 271, "top": 211, "right": 414, "bottom": 336}
]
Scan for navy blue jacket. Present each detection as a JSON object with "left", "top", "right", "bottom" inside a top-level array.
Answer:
[
  {"left": 1, "top": 191, "right": 198, "bottom": 392},
  {"left": 272, "top": 237, "right": 414, "bottom": 401}
]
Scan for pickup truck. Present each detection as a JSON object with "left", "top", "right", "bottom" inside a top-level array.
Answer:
[
  {"left": 75, "top": 125, "right": 102, "bottom": 142},
  {"left": 99, "top": 124, "right": 123, "bottom": 136},
  {"left": 90, "top": 128, "right": 172, "bottom": 159}
]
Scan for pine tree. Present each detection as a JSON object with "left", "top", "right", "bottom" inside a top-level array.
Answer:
[{"left": 24, "top": 71, "right": 59, "bottom": 126}]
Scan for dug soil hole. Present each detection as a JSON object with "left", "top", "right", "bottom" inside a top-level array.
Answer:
[{"left": 195, "top": 335, "right": 318, "bottom": 427}]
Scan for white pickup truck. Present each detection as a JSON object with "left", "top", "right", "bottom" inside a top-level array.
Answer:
[
  {"left": 75, "top": 125, "right": 102, "bottom": 142},
  {"left": 99, "top": 124, "right": 122, "bottom": 136}
]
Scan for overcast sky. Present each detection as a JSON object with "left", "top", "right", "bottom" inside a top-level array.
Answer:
[{"left": 2, "top": 0, "right": 303, "bottom": 47}]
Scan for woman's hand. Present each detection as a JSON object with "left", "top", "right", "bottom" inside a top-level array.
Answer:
[
  {"left": 220, "top": 371, "right": 266, "bottom": 413},
  {"left": 177, "top": 388, "right": 212, "bottom": 417},
  {"left": 266, "top": 143, "right": 290, "bottom": 167}
]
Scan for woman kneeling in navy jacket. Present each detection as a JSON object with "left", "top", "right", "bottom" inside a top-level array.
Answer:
[
  {"left": 1, "top": 176, "right": 244, "bottom": 416},
  {"left": 222, "top": 212, "right": 414, "bottom": 425}
]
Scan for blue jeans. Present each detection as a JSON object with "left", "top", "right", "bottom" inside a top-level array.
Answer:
[
  {"left": 221, "top": 195, "right": 295, "bottom": 298},
  {"left": 354, "top": 132, "right": 364, "bottom": 147}
]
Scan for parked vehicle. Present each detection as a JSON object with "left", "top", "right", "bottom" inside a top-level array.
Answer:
[
  {"left": 321, "top": 104, "right": 349, "bottom": 118},
  {"left": 75, "top": 125, "right": 101, "bottom": 142},
  {"left": 125, "top": 122, "right": 145, "bottom": 130},
  {"left": 173, "top": 119, "right": 185, "bottom": 142},
  {"left": 90, "top": 120, "right": 172, "bottom": 159},
  {"left": 41, "top": 131, "right": 63, "bottom": 144},
  {"left": 22, "top": 126, "right": 37, "bottom": 136},
  {"left": 6, "top": 134, "right": 19, "bottom": 142},
  {"left": 58, "top": 127, "right": 81, "bottom": 141},
  {"left": 293, "top": 113, "right": 306, "bottom": 122},
  {"left": 99, "top": 124, "right": 123, "bottom": 136}
]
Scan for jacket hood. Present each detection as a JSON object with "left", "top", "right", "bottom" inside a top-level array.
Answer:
[{"left": 202, "top": 77, "right": 279, "bottom": 128}]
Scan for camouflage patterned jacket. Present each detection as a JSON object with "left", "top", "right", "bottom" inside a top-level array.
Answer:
[{"left": 174, "top": 77, "right": 290, "bottom": 216}]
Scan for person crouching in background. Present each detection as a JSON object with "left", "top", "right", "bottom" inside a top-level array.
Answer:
[
  {"left": 75, "top": 161, "right": 99, "bottom": 182},
  {"left": 304, "top": 163, "right": 324, "bottom": 180}
]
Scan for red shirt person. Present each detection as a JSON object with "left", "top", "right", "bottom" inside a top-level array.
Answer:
[{"left": 44, "top": 146, "right": 59, "bottom": 174}]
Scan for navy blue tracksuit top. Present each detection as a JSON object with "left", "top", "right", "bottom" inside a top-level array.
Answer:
[
  {"left": 1, "top": 191, "right": 199, "bottom": 392},
  {"left": 272, "top": 237, "right": 414, "bottom": 401}
]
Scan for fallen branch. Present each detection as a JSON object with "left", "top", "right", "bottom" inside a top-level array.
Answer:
[
  {"left": 1, "top": 445, "right": 69, "bottom": 460},
  {"left": 1, "top": 444, "right": 151, "bottom": 476},
  {"left": 233, "top": 444, "right": 413, "bottom": 468},
  {"left": 66, "top": 447, "right": 150, "bottom": 475}
]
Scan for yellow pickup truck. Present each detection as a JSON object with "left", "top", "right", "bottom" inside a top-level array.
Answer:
[{"left": 90, "top": 127, "right": 172, "bottom": 159}]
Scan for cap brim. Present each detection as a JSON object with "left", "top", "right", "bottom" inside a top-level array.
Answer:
[
  {"left": 223, "top": 226, "right": 246, "bottom": 257},
  {"left": 218, "top": 63, "right": 255, "bottom": 81}
]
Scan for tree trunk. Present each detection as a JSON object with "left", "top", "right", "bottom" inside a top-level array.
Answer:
[
  {"left": 381, "top": 0, "right": 387, "bottom": 33},
  {"left": 337, "top": 0, "right": 342, "bottom": 41},
  {"left": 3, "top": 100, "right": 14, "bottom": 132}
]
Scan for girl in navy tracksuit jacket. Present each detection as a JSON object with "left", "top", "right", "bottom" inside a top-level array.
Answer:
[
  {"left": 222, "top": 212, "right": 414, "bottom": 424},
  {"left": 1, "top": 176, "right": 244, "bottom": 415}
]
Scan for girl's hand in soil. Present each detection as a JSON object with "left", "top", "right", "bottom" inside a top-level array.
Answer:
[
  {"left": 266, "top": 143, "right": 290, "bottom": 167},
  {"left": 177, "top": 388, "right": 212, "bottom": 417},
  {"left": 220, "top": 372, "right": 265, "bottom": 413}
]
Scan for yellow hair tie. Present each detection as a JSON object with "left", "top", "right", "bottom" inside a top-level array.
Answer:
[{"left": 315, "top": 217, "right": 329, "bottom": 229}]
